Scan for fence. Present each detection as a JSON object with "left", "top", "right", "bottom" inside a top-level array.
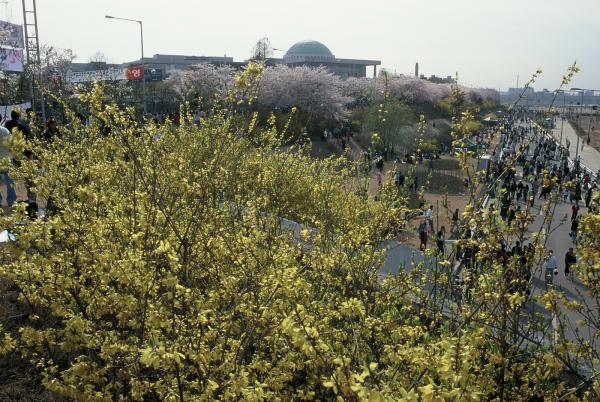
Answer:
[{"left": 396, "top": 163, "right": 467, "bottom": 194}]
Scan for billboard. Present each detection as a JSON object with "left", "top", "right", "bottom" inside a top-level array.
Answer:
[
  {"left": 0, "top": 20, "right": 24, "bottom": 49},
  {"left": 67, "top": 66, "right": 144, "bottom": 83},
  {"left": 125, "top": 66, "right": 143, "bottom": 80},
  {"left": 0, "top": 20, "right": 24, "bottom": 73},
  {"left": 0, "top": 47, "right": 24, "bottom": 72}
]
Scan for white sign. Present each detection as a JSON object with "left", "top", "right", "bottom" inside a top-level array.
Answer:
[
  {"left": 0, "top": 47, "right": 24, "bottom": 72},
  {"left": 67, "top": 68, "right": 125, "bottom": 83},
  {"left": 67, "top": 66, "right": 144, "bottom": 83},
  {"left": 0, "top": 21, "right": 24, "bottom": 49}
]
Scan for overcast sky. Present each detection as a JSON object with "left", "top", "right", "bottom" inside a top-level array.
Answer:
[{"left": 3, "top": 0, "right": 599, "bottom": 91}]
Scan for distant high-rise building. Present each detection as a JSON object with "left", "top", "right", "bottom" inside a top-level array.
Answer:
[{"left": 415, "top": 62, "right": 419, "bottom": 78}]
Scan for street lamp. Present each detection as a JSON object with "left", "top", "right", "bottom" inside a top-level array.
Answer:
[
  {"left": 569, "top": 88, "right": 586, "bottom": 162},
  {"left": 105, "top": 15, "right": 147, "bottom": 115},
  {"left": 554, "top": 89, "right": 568, "bottom": 146}
]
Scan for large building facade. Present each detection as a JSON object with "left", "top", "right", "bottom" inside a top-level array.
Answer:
[
  {"left": 277, "top": 40, "right": 380, "bottom": 78},
  {"left": 68, "top": 40, "right": 381, "bottom": 82}
]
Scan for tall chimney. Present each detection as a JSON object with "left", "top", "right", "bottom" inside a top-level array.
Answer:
[{"left": 415, "top": 62, "right": 419, "bottom": 78}]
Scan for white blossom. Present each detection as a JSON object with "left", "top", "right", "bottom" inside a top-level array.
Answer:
[
  {"left": 258, "top": 65, "right": 351, "bottom": 120},
  {"left": 166, "top": 65, "right": 499, "bottom": 116},
  {"left": 167, "top": 63, "right": 234, "bottom": 102}
]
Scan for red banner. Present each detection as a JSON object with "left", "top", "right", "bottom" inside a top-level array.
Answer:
[{"left": 125, "top": 66, "right": 144, "bottom": 81}]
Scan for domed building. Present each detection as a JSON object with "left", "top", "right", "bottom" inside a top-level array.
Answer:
[
  {"left": 280, "top": 40, "right": 380, "bottom": 79},
  {"left": 97, "top": 40, "right": 379, "bottom": 84},
  {"left": 283, "top": 40, "right": 336, "bottom": 64}
]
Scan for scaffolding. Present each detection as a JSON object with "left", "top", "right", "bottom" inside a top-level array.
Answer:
[{"left": 21, "top": 0, "right": 45, "bottom": 124}]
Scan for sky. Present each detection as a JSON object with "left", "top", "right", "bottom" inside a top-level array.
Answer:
[{"left": 2, "top": 0, "right": 600, "bottom": 91}]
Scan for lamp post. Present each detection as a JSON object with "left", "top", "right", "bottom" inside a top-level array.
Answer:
[
  {"left": 105, "top": 15, "right": 146, "bottom": 115},
  {"left": 555, "top": 89, "right": 566, "bottom": 146},
  {"left": 573, "top": 89, "right": 584, "bottom": 162}
]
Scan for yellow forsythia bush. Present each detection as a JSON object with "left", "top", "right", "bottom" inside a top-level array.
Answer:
[{"left": 0, "top": 70, "right": 595, "bottom": 401}]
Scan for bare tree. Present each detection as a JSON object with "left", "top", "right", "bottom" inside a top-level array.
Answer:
[
  {"left": 89, "top": 51, "right": 109, "bottom": 69},
  {"left": 40, "top": 45, "right": 75, "bottom": 93},
  {"left": 250, "top": 37, "right": 273, "bottom": 61}
]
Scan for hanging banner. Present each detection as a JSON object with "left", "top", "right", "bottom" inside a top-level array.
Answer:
[
  {"left": 0, "top": 47, "right": 24, "bottom": 72},
  {"left": 125, "top": 65, "right": 143, "bottom": 80},
  {"left": 67, "top": 66, "right": 144, "bottom": 83},
  {"left": 0, "top": 21, "right": 24, "bottom": 49}
]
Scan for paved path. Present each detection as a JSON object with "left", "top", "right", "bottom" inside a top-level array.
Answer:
[
  {"left": 381, "top": 241, "right": 425, "bottom": 276},
  {"left": 379, "top": 120, "right": 599, "bottom": 359},
  {"left": 486, "top": 121, "right": 599, "bottom": 357},
  {"left": 527, "top": 193, "right": 598, "bottom": 350},
  {"left": 551, "top": 118, "right": 600, "bottom": 173}
]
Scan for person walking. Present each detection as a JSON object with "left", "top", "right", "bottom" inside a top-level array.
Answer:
[
  {"left": 585, "top": 187, "right": 593, "bottom": 209},
  {"left": 544, "top": 250, "right": 558, "bottom": 287},
  {"left": 0, "top": 125, "right": 16, "bottom": 208},
  {"left": 574, "top": 185, "right": 582, "bottom": 206},
  {"left": 570, "top": 218, "right": 579, "bottom": 244},
  {"left": 564, "top": 248, "right": 576, "bottom": 278},
  {"left": 418, "top": 221, "right": 428, "bottom": 251},
  {"left": 425, "top": 205, "right": 434, "bottom": 233},
  {"left": 507, "top": 207, "right": 516, "bottom": 225},
  {"left": 571, "top": 203, "right": 580, "bottom": 221},
  {"left": 436, "top": 226, "right": 446, "bottom": 255},
  {"left": 451, "top": 208, "right": 459, "bottom": 233},
  {"left": 532, "top": 180, "right": 540, "bottom": 199}
]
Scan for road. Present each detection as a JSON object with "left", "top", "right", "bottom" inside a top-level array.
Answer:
[
  {"left": 380, "top": 119, "right": 599, "bottom": 361},
  {"left": 516, "top": 184, "right": 599, "bottom": 354}
]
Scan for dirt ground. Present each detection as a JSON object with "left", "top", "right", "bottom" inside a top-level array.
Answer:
[
  {"left": 397, "top": 193, "right": 473, "bottom": 249},
  {"left": 366, "top": 158, "right": 475, "bottom": 248}
]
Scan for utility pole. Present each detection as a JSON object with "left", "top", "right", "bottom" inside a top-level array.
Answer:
[
  {"left": 559, "top": 90, "right": 565, "bottom": 146},
  {"left": 21, "top": 0, "right": 46, "bottom": 124},
  {"left": 576, "top": 91, "right": 583, "bottom": 162}
]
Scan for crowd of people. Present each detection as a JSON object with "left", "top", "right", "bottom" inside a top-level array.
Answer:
[
  {"left": 0, "top": 110, "right": 31, "bottom": 208},
  {"left": 0, "top": 109, "right": 63, "bottom": 213},
  {"left": 478, "top": 110, "right": 596, "bottom": 292},
  {"left": 410, "top": 108, "right": 599, "bottom": 302}
]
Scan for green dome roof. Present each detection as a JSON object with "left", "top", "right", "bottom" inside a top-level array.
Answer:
[{"left": 285, "top": 40, "right": 333, "bottom": 57}]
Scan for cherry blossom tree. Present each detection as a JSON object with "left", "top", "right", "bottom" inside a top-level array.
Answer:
[
  {"left": 166, "top": 63, "right": 234, "bottom": 105},
  {"left": 258, "top": 65, "right": 351, "bottom": 121},
  {"left": 166, "top": 64, "right": 499, "bottom": 120},
  {"left": 341, "top": 75, "right": 499, "bottom": 107},
  {"left": 340, "top": 77, "right": 379, "bottom": 107}
]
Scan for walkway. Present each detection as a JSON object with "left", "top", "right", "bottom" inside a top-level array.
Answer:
[
  {"left": 527, "top": 189, "right": 598, "bottom": 350},
  {"left": 551, "top": 118, "right": 600, "bottom": 173},
  {"left": 379, "top": 119, "right": 599, "bottom": 359}
]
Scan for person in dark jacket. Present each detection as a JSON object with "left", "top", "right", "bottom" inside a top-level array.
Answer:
[
  {"left": 4, "top": 110, "right": 24, "bottom": 134},
  {"left": 436, "top": 226, "right": 446, "bottom": 255},
  {"left": 570, "top": 218, "right": 579, "bottom": 243},
  {"left": 565, "top": 248, "right": 576, "bottom": 277}
]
